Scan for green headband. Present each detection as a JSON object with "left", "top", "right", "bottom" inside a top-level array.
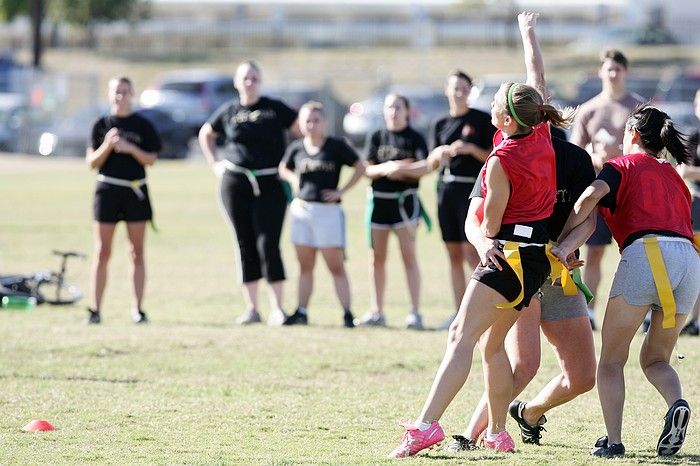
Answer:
[{"left": 507, "top": 83, "right": 527, "bottom": 127}]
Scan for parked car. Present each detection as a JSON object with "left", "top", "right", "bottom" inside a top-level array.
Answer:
[
  {"left": 343, "top": 85, "right": 446, "bottom": 147},
  {"left": 265, "top": 82, "right": 346, "bottom": 137},
  {"left": 0, "top": 92, "right": 53, "bottom": 154},
  {"left": 572, "top": 74, "right": 659, "bottom": 106},
  {"left": 139, "top": 69, "right": 238, "bottom": 136},
  {"left": 38, "top": 104, "right": 190, "bottom": 159},
  {"left": 654, "top": 68, "right": 700, "bottom": 105}
]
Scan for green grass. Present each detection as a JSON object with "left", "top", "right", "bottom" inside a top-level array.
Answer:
[{"left": 1, "top": 155, "right": 699, "bottom": 464}]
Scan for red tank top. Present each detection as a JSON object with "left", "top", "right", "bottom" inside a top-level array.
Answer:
[
  {"left": 601, "top": 153, "right": 693, "bottom": 251},
  {"left": 481, "top": 123, "right": 556, "bottom": 224}
]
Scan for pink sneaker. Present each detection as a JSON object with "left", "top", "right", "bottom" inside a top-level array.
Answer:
[
  {"left": 483, "top": 431, "right": 516, "bottom": 453},
  {"left": 388, "top": 421, "right": 445, "bottom": 458}
]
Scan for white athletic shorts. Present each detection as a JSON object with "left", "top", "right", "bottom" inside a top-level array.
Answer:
[{"left": 290, "top": 199, "right": 346, "bottom": 249}]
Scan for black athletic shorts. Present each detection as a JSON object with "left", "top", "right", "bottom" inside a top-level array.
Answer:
[
  {"left": 370, "top": 191, "right": 419, "bottom": 228},
  {"left": 471, "top": 243, "right": 550, "bottom": 311},
  {"left": 438, "top": 181, "right": 473, "bottom": 242},
  {"left": 93, "top": 182, "right": 152, "bottom": 223},
  {"left": 586, "top": 211, "right": 612, "bottom": 246}
]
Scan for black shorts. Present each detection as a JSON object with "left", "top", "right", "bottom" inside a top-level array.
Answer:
[
  {"left": 471, "top": 244, "right": 550, "bottom": 311},
  {"left": 692, "top": 196, "right": 700, "bottom": 232},
  {"left": 370, "top": 191, "right": 419, "bottom": 228},
  {"left": 438, "top": 181, "right": 473, "bottom": 242},
  {"left": 93, "top": 182, "right": 152, "bottom": 223},
  {"left": 586, "top": 211, "right": 612, "bottom": 246}
]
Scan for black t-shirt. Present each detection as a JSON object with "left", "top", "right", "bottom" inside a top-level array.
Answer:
[
  {"left": 91, "top": 112, "right": 162, "bottom": 180},
  {"left": 597, "top": 164, "right": 623, "bottom": 211},
  {"left": 207, "top": 96, "right": 297, "bottom": 169},
  {"left": 470, "top": 135, "right": 596, "bottom": 240},
  {"left": 689, "top": 129, "right": 700, "bottom": 193},
  {"left": 431, "top": 109, "right": 497, "bottom": 178},
  {"left": 365, "top": 127, "right": 428, "bottom": 192},
  {"left": 283, "top": 137, "right": 359, "bottom": 203}
]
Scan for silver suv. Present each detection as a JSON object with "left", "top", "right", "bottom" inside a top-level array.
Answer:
[{"left": 139, "top": 69, "right": 238, "bottom": 137}]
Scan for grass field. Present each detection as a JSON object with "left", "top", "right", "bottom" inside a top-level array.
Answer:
[{"left": 1, "top": 155, "right": 699, "bottom": 464}]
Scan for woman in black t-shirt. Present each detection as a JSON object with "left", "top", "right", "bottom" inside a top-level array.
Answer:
[
  {"left": 357, "top": 93, "right": 431, "bottom": 329},
  {"left": 278, "top": 101, "right": 365, "bottom": 328},
  {"left": 199, "top": 61, "right": 300, "bottom": 326},
  {"left": 85, "top": 76, "right": 162, "bottom": 325}
]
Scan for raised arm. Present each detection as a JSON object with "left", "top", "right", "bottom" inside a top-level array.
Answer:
[{"left": 518, "top": 12, "right": 547, "bottom": 102}]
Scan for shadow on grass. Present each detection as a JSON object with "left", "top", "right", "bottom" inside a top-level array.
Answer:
[{"left": 0, "top": 372, "right": 139, "bottom": 384}]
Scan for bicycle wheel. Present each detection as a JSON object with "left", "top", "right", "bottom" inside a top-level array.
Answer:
[{"left": 36, "top": 279, "right": 83, "bottom": 305}]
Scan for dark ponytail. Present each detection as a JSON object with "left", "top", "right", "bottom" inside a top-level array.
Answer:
[{"left": 627, "top": 105, "right": 692, "bottom": 165}]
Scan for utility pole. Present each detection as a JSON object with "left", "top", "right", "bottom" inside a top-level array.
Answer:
[{"left": 31, "top": 0, "right": 43, "bottom": 68}]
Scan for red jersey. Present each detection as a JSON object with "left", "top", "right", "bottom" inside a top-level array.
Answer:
[
  {"left": 601, "top": 153, "right": 693, "bottom": 251},
  {"left": 481, "top": 123, "right": 556, "bottom": 224}
]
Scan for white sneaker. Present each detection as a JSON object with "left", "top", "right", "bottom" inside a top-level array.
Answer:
[
  {"left": 435, "top": 313, "right": 456, "bottom": 331},
  {"left": 267, "top": 308, "right": 287, "bottom": 326},
  {"left": 235, "top": 309, "right": 262, "bottom": 325},
  {"left": 405, "top": 311, "right": 424, "bottom": 330},
  {"left": 353, "top": 311, "right": 386, "bottom": 327}
]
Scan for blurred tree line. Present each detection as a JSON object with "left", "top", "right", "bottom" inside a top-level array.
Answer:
[{"left": 0, "top": 0, "right": 151, "bottom": 67}]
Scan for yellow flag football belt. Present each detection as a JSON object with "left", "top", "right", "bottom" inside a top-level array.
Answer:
[
  {"left": 495, "top": 241, "right": 577, "bottom": 309},
  {"left": 638, "top": 236, "right": 698, "bottom": 329}
]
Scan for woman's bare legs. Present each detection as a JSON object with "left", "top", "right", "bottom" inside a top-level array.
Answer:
[
  {"left": 369, "top": 229, "right": 390, "bottom": 314},
  {"left": 416, "top": 280, "right": 517, "bottom": 425},
  {"left": 90, "top": 222, "right": 117, "bottom": 310}
]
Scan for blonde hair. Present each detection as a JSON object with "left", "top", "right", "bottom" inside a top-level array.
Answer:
[{"left": 506, "top": 83, "right": 576, "bottom": 129}]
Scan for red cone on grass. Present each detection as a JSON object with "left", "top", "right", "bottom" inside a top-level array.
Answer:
[{"left": 22, "top": 420, "right": 55, "bottom": 432}]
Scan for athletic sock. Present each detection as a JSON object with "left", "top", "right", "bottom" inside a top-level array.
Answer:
[
  {"left": 296, "top": 307, "right": 307, "bottom": 315},
  {"left": 485, "top": 431, "right": 501, "bottom": 441},
  {"left": 416, "top": 421, "right": 433, "bottom": 431}
]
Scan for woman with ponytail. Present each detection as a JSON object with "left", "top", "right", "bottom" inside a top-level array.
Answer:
[
  {"left": 388, "top": 12, "right": 575, "bottom": 457},
  {"left": 554, "top": 105, "right": 700, "bottom": 458}
]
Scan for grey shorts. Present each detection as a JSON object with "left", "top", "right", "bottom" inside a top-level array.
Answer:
[
  {"left": 610, "top": 237, "right": 700, "bottom": 313},
  {"left": 538, "top": 280, "right": 589, "bottom": 322}
]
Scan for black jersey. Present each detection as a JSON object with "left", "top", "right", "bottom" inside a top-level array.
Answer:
[
  {"left": 431, "top": 109, "right": 496, "bottom": 178},
  {"left": 208, "top": 96, "right": 297, "bottom": 170},
  {"left": 283, "top": 137, "right": 359, "bottom": 203},
  {"left": 470, "top": 135, "right": 595, "bottom": 240},
  {"left": 365, "top": 127, "right": 428, "bottom": 192},
  {"left": 91, "top": 112, "right": 161, "bottom": 180},
  {"left": 689, "top": 129, "right": 700, "bottom": 194}
]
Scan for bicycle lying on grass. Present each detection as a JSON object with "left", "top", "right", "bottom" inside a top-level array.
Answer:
[{"left": 0, "top": 250, "right": 84, "bottom": 305}]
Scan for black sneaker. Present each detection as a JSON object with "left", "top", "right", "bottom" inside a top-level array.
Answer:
[
  {"left": 657, "top": 399, "right": 691, "bottom": 456},
  {"left": 444, "top": 435, "right": 477, "bottom": 452},
  {"left": 591, "top": 435, "right": 625, "bottom": 457},
  {"left": 509, "top": 400, "right": 546, "bottom": 445},
  {"left": 680, "top": 320, "right": 699, "bottom": 336},
  {"left": 343, "top": 310, "right": 355, "bottom": 328},
  {"left": 132, "top": 309, "right": 148, "bottom": 324},
  {"left": 283, "top": 308, "right": 308, "bottom": 326},
  {"left": 85, "top": 308, "right": 101, "bottom": 325}
]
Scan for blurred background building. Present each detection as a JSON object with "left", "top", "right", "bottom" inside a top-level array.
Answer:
[{"left": 0, "top": 0, "right": 697, "bottom": 156}]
